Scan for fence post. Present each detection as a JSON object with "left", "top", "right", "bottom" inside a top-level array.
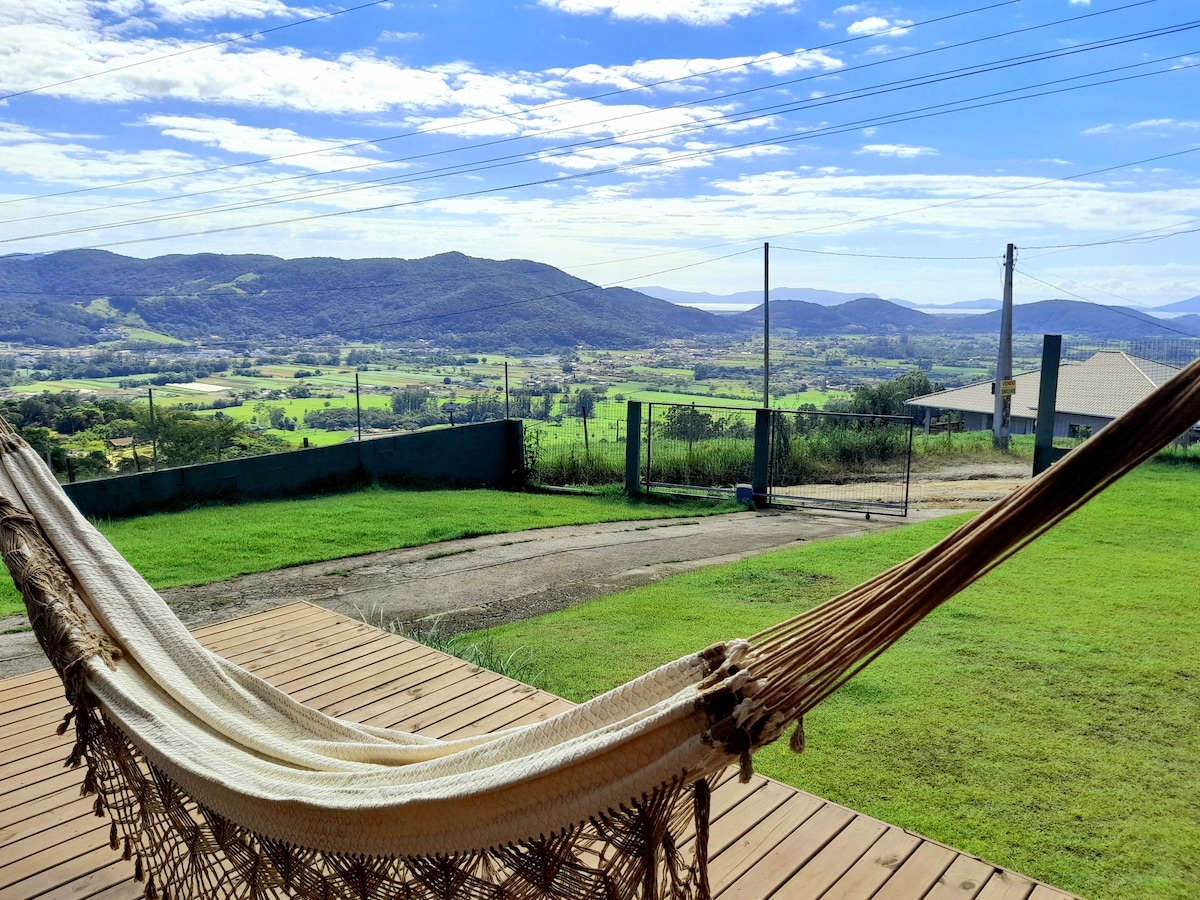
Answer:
[
  {"left": 752, "top": 408, "right": 771, "bottom": 507},
  {"left": 1033, "top": 334, "right": 1068, "bottom": 476},
  {"left": 625, "top": 401, "right": 642, "bottom": 496}
]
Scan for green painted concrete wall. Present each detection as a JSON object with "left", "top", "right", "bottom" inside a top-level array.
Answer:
[{"left": 64, "top": 420, "right": 524, "bottom": 519}]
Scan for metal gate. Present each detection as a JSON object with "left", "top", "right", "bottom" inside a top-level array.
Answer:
[
  {"left": 643, "top": 402, "right": 912, "bottom": 515},
  {"left": 768, "top": 409, "right": 912, "bottom": 516},
  {"left": 643, "top": 402, "right": 757, "bottom": 499}
]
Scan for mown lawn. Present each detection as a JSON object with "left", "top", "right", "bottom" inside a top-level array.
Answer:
[
  {"left": 471, "top": 461, "right": 1200, "bottom": 900},
  {"left": 0, "top": 488, "right": 736, "bottom": 618}
]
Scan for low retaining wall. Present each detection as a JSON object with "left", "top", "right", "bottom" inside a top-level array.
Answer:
[{"left": 64, "top": 420, "right": 524, "bottom": 519}]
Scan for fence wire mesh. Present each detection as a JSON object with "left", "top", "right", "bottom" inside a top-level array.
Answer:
[
  {"left": 1056, "top": 337, "right": 1200, "bottom": 458},
  {"left": 521, "top": 395, "right": 628, "bottom": 488},
  {"left": 644, "top": 403, "right": 757, "bottom": 497},
  {"left": 768, "top": 410, "right": 913, "bottom": 514}
]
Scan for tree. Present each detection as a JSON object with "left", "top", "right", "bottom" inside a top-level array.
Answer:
[
  {"left": 660, "top": 405, "right": 718, "bottom": 453},
  {"left": 838, "top": 369, "right": 941, "bottom": 418}
]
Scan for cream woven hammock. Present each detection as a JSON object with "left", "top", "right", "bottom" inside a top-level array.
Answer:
[{"left": 4, "top": 354, "right": 1200, "bottom": 900}]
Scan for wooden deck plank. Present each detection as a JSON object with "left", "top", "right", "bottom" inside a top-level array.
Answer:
[
  {"left": 717, "top": 802, "right": 857, "bottom": 898},
  {"left": 1027, "top": 886, "right": 1078, "bottom": 900},
  {"left": 762, "top": 812, "right": 891, "bottom": 900},
  {"left": 0, "top": 604, "right": 1084, "bottom": 900},
  {"left": 819, "top": 826, "right": 924, "bottom": 900},
  {"left": 975, "top": 870, "right": 1036, "bottom": 900},
  {"left": 709, "top": 791, "right": 827, "bottom": 893},
  {"left": 924, "top": 855, "right": 996, "bottom": 900},
  {"left": 870, "top": 841, "right": 959, "bottom": 900}
]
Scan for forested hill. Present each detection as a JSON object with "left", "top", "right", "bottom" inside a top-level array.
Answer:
[
  {"left": 0, "top": 250, "right": 728, "bottom": 350},
  {"left": 3, "top": 250, "right": 1196, "bottom": 349}
]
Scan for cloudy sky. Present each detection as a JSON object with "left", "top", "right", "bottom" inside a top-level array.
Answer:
[{"left": 1, "top": 0, "right": 1197, "bottom": 306}]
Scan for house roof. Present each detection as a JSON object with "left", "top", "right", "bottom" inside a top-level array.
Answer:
[{"left": 905, "top": 350, "right": 1181, "bottom": 420}]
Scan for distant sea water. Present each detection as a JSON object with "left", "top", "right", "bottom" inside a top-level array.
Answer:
[{"left": 670, "top": 301, "right": 996, "bottom": 315}]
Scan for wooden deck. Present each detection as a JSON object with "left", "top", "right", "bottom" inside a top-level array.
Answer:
[{"left": 0, "top": 603, "right": 1081, "bottom": 900}]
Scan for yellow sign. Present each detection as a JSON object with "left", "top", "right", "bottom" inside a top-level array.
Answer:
[{"left": 1001, "top": 379, "right": 1017, "bottom": 397}]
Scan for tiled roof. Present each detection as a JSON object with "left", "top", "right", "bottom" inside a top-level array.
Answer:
[{"left": 905, "top": 351, "right": 1180, "bottom": 419}]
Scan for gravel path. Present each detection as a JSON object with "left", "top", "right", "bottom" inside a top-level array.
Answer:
[{"left": 0, "top": 467, "right": 1029, "bottom": 680}]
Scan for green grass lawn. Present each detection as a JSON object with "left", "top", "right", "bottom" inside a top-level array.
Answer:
[
  {"left": 0, "top": 488, "right": 736, "bottom": 618},
  {"left": 470, "top": 461, "right": 1200, "bottom": 900}
]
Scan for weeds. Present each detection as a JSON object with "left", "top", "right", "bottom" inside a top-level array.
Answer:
[{"left": 360, "top": 608, "right": 547, "bottom": 687}]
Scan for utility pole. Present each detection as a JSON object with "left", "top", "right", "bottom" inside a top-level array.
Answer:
[
  {"left": 993, "top": 243, "right": 1015, "bottom": 450},
  {"left": 763, "top": 242, "right": 770, "bottom": 408},
  {"left": 355, "top": 372, "right": 362, "bottom": 442},
  {"left": 148, "top": 387, "right": 159, "bottom": 470}
]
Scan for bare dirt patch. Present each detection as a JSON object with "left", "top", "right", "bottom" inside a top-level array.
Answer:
[{"left": 0, "top": 464, "right": 1030, "bottom": 680}]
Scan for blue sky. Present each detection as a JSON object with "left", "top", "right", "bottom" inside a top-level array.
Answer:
[{"left": 1, "top": 0, "right": 1197, "bottom": 306}]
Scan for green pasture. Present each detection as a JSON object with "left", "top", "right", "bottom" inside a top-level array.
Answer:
[
  {"left": 617, "top": 388, "right": 848, "bottom": 409},
  {"left": 122, "top": 328, "right": 186, "bottom": 345},
  {"left": 0, "top": 488, "right": 736, "bottom": 619},
  {"left": 471, "top": 461, "right": 1200, "bottom": 900}
]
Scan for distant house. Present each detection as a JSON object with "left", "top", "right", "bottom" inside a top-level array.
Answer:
[
  {"left": 905, "top": 350, "right": 1185, "bottom": 438},
  {"left": 106, "top": 437, "right": 135, "bottom": 451}
]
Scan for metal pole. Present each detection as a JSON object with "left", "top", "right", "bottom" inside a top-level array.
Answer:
[
  {"left": 148, "top": 388, "right": 159, "bottom": 470},
  {"left": 993, "top": 243, "right": 1015, "bottom": 450},
  {"left": 504, "top": 362, "right": 510, "bottom": 419},
  {"left": 644, "top": 403, "right": 653, "bottom": 495},
  {"left": 355, "top": 372, "right": 362, "bottom": 442},
  {"left": 763, "top": 241, "right": 770, "bottom": 408},
  {"left": 1033, "top": 334, "right": 1065, "bottom": 475}
]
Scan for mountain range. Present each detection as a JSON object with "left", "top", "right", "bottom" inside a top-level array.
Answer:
[{"left": 1, "top": 250, "right": 1196, "bottom": 350}]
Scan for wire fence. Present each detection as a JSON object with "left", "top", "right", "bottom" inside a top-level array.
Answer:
[
  {"left": 644, "top": 403, "right": 757, "bottom": 497},
  {"left": 1055, "top": 337, "right": 1200, "bottom": 458},
  {"left": 768, "top": 410, "right": 913, "bottom": 514},
  {"left": 522, "top": 396, "right": 628, "bottom": 488}
]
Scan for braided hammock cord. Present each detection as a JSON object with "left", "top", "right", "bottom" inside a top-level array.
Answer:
[{"left": 2, "top": 352, "right": 1199, "bottom": 900}]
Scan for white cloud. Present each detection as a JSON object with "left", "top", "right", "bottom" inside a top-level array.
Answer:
[
  {"left": 832, "top": 5, "right": 861, "bottom": 13},
  {"left": 1068, "top": 0, "right": 1090, "bottom": 6},
  {"left": 1129, "top": 118, "right": 1200, "bottom": 131},
  {"left": 547, "top": 50, "right": 842, "bottom": 92},
  {"left": 146, "top": 0, "right": 319, "bottom": 24},
  {"left": 143, "top": 115, "right": 383, "bottom": 169},
  {"left": 847, "top": 17, "right": 911, "bottom": 37},
  {"left": 536, "top": 0, "right": 797, "bottom": 26},
  {"left": 379, "top": 30, "right": 421, "bottom": 42},
  {"left": 1082, "top": 123, "right": 1115, "bottom": 135},
  {"left": 856, "top": 143, "right": 937, "bottom": 158}
]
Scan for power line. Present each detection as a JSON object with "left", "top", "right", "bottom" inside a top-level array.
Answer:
[
  {"left": 0, "top": 0, "right": 394, "bottom": 103},
  {"left": 6, "top": 10, "right": 1188, "bottom": 231},
  {"left": 1022, "top": 220, "right": 1200, "bottom": 253},
  {"left": 0, "top": 0, "right": 1139, "bottom": 209},
  {"left": 135, "top": 247, "right": 762, "bottom": 347},
  {"left": 773, "top": 246, "right": 999, "bottom": 261},
  {"left": 1015, "top": 267, "right": 1200, "bottom": 337},
  {"left": 11, "top": 54, "right": 1196, "bottom": 250}
]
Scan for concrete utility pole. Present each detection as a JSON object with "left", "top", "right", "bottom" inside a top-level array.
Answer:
[
  {"left": 993, "top": 243, "right": 1015, "bottom": 450},
  {"left": 355, "top": 372, "right": 362, "bottom": 442},
  {"left": 763, "top": 242, "right": 770, "bottom": 408},
  {"left": 148, "top": 387, "right": 159, "bottom": 470}
]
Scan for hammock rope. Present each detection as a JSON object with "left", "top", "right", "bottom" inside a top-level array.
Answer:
[{"left": 3, "top": 352, "right": 1200, "bottom": 900}]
